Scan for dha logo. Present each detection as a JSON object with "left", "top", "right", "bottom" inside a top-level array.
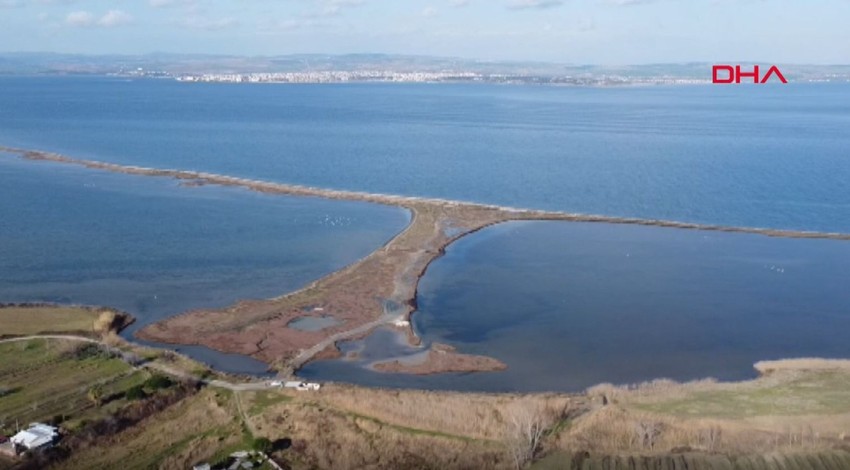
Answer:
[{"left": 712, "top": 65, "right": 787, "bottom": 84}]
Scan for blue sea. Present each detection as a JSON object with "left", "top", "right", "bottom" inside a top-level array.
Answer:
[
  {"left": 0, "top": 154, "right": 409, "bottom": 372},
  {"left": 1, "top": 77, "right": 848, "bottom": 389},
  {"left": 1, "top": 77, "right": 849, "bottom": 232}
]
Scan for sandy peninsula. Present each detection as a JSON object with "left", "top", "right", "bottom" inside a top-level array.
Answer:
[{"left": 3, "top": 145, "right": 849, "bottom": 377}]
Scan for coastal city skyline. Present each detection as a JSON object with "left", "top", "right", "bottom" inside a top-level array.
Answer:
[{"left": 1, "top": 0, "right": 849, "bottom": 64}]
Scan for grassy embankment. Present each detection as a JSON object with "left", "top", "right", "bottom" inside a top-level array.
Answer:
[
  {"left": 534, "top": 360, "right": 850, "bottom": 469},
  {"left": 0, "top": 338, "right": 169, "bottom": 470},
  {"left": 4, "top": 306, "right": 850, "bottom": 469},
  {"left": 0, "top": 339, "right": 145, "bottom": 432},
  {"left": 6, "top": 348, "right": 850, "bottom": 470},
  {"left": 0, "top": 304, "right": 141, "bottom": 435},
  {"left": 0, "top": 334, "right": 220, "bottom": 470},
  {"left": 0, "top": 301, "right": 560, "bottom": 469},
  {"left": 57, "top": 387, "right": 256, "bottom": 470},
  {"left": 0, "top": 305, "right": 132, "bottom": 339},
  {"left": 0, "top": 306, "right": 219, "bottom": 469},
  {"left": 58, "top": 383, "right": 563, "bottom": 469}
]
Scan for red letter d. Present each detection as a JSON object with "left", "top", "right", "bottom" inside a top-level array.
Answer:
[{"left": 712, "top": 65, "right": 734, "bottom": 84}]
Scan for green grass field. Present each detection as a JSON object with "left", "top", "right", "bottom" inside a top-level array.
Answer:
[
  {"left": 246, "top": 390, "right": 292, "bottom": 417},
  {"left": 0, "top": 306, "right": 101, "bottom": 337},
  {"left": 0, "top": 339, "right": 144, "bottom": 433},
  {"left": 631, "top": 371, "right": 850, "bottom": 418}
]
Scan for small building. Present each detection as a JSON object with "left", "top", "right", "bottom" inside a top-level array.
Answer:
[
  {"left": 10, "top": 423, "right": 59, "bottom": 452},
  {"left": 284, "top": 381, "right": 321, "bottom": 391}
]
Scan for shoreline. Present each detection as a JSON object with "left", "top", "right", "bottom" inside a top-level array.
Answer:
[
  {"left": 3, "top": 331, "right": 850, "bottom": 469},
  {"left": 3, "top": 145, "right": 850, "bottom": 379}
]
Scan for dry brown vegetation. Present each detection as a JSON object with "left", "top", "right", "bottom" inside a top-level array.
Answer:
[
  {"left": 308, "top": 384, "right": 575, "bottom": 441},
  {"left": 755, "top": 358, "right": 850, "bottom": 374},
  {"left": 249, "top": 394, "right": 505, "bottom": 469},
  {"left": 57, "top": 388, "right": 242, "bottom": 470},
  {"left": 551, "top": 364, "right": 850, "bottom": 460},
  {"left": 243, "top": 384, "right": 577, "bottom": 470},
  {"left": 226, "top": 362, "right": 850, "bottom": 469},
  {"left": 5, "top": 338, "right": 850, "bottom": 469}
]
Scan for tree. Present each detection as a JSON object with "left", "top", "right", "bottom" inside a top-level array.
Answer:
[{"left": 504, "top": 401, "right": 554, "bottom": 469}]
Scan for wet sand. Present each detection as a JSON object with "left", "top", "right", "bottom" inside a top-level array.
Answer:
[{"left": 3, "top": 145, "right": 850, "bottom": 377}]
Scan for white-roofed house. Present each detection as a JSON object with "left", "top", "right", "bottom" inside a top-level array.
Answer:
[{"left": 10, "top": 423, "right": 59, "bottom": 453}]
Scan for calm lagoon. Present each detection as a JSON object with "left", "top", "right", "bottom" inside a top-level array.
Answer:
[
  {"left": 302, "top": 221, "right": 850, "bottom": 392},
  {"left": 0, "top": 156, "right": 410, "bottom": 372}
]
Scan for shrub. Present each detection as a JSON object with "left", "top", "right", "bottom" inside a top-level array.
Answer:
[
  {"left": 192, "top": 367, "right": 212, "bottom": 379},
  {"left": 273, "top": 438, "right": 292, "bottom": 451},
  {"left": 87, "top": 386, "right": 103, "bottom": 407},
  {"left": 143, "top": 375, "right": 173, "bottom": 390},
  {"left": 125, "top": 385, "right": 147, "bottom": 401},
  {"left": 67, "top": 343, "right": 108, "bottom": 361},
  {"left": 252, "top": 437, "right": 273, "bottom": 454}
]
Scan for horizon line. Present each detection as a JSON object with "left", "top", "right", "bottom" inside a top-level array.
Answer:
[{"left": 1, "top": 51, "right": 849, "bottom": 68}]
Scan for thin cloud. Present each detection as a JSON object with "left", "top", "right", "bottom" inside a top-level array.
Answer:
[
  {"left": 606, "top": 0, "right": 661, "bottom": 5},
  {"left": 98, "top": 10, "right": 133, "bottom": 26},
  {"left": 256, "top": 16, "right": 332, "bottom": 34},
  {"left": 183, "top": 15, "right": 238, "bottom": 31},
  {"left": 65, "top": 10, "right": 94, "bottom": 26},
  {"left": 3, "top": 0, "right": 78, "bottom": 5},
  {"left": 149, "top": 0, "right": 195, "bottom": 8},
  {"left": 65, "top": 9, "right": 133, "bottom": 28},
  {"left": 507, "top": 0, "right": 564, "bottom": 10},
  {"left": 302, "top": 0, "right": 364, "bottom": 18}
]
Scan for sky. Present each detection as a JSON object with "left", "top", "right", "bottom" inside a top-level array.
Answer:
[{"left": 1, "top": 0, "right": 849, "bottom": 64}]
